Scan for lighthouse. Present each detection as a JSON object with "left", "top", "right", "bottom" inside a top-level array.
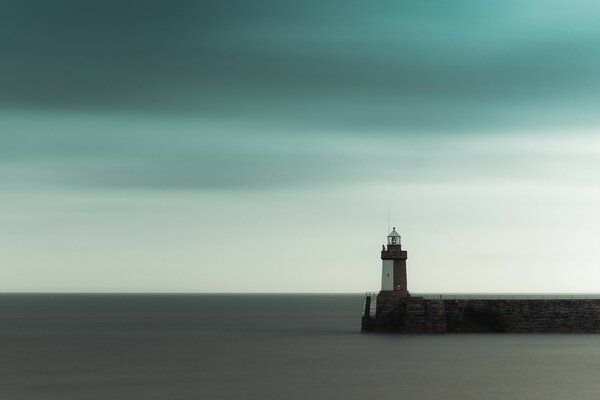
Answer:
[{"left": 380, "top": 227, "right": 408, "bottom": 295}]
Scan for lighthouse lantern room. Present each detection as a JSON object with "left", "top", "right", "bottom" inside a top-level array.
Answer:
[{"left": 387, "top": 229, "right": 401, "bottom": 245}]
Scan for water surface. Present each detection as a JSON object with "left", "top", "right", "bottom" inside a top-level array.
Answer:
[{"left": 1, "top": 294, "right": 600, "bottom": 399}]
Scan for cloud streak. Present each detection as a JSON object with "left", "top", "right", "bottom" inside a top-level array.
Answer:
[
  {"left": 1, "top": 111, "right": 599, "bottom": 191},
  {"left": 2, "top": 0, "right": 600, "bottom": 131}
]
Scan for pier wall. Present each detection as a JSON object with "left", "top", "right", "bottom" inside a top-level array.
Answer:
[{"left": 362, "top": 294, "right": 600, "bottom": 333}]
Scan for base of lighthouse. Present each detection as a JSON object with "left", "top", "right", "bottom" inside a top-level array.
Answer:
[{"left": 362, "top": 294, "right": 446, "bottom": 333}]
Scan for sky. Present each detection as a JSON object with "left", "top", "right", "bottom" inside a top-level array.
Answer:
[{"left": 2, "top": 0, "right": 600, "bottom": 292}]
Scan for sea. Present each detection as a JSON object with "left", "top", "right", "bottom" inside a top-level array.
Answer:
[{"left": 2, "top": 294, "right": 600, "bottom": 400}]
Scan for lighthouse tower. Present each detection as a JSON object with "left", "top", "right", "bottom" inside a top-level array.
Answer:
[{"left": 380, "top": 227, "right": 408, "bottom": 295}]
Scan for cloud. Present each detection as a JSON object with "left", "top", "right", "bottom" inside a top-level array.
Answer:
[
  {"left": 1, "top": 111, "right": 599, "bottom": 191},
  {"left": 2, "top": 0, "right": 600, "bottom": 131}
]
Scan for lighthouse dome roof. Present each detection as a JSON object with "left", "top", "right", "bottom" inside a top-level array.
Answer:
[{"left": 388, "top": 227, "right": 400, "bottom": 237}]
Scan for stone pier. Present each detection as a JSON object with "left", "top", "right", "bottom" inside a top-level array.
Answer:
[{"left": 362, "top": 294, "right": 600, "bottom": 333}]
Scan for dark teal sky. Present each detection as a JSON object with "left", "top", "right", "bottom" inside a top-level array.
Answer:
[
  {"left": 2, "top": 1, "right": 600, "bottom": 292},
  {"left": 3, "top": 1, "right": 600, "bottom": 132}
]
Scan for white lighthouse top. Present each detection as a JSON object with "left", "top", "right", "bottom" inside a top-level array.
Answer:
[{"left": 387, "top": 227, "right": 401, "bottom": 245}]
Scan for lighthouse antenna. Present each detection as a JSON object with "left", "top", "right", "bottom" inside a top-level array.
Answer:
[{"left": 387, "top": 204, "right": 390, "bottom": 233}]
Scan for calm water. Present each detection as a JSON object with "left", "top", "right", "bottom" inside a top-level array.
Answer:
[{"left": 2, "top": 294, "right": 600, "bottom": 399}]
